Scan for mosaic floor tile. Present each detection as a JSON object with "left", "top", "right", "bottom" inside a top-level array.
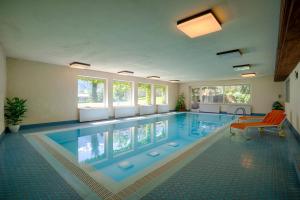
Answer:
[
  {"left": 0, "top": 133, "right": 82, "bottom": 200},
  {"left": 1, "top": 123, "right": 300, "bottom": 200},
  {"left": 141, "top": 128, "right": 300, "bottom": 200}
]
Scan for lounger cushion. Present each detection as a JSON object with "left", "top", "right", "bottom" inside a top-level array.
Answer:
[{"left": 231, "top": 122, "right": 271, "bottom": 130}]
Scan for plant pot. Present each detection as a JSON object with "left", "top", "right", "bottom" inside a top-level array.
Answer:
[{"left": 8, "top": 125, "right": 20, "bottom": 133}]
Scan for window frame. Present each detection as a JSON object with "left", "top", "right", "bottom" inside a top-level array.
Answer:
[
  {"left": 77, "top": 75, "right": 107, "bottom": 108},
  {"left": 285, "top": 79, "right": 290, "bottom": 103},
  {"left": 137, "top": 82, "right": 153, "bottom": 105},
  {"left": 112, "top": 79, "right": 134, "bottom": 107},
  {"left": 154, "top": 84, "right": 168, "bottom": 105},
  {"left": 223, "top": 84, "right": 251, "bottom": 105},
  {"left": 197, "top": 84, "right": 252, "bottom": 105},
  {"left": 200, "top": 85, "right": 224, "bottom": 104}
]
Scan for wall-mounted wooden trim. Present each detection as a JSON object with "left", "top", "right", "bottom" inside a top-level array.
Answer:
[{"left": 274, "top": 0, "right": 300, "bottom": 81}]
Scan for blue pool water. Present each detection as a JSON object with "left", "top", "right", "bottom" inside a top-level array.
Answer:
[{"left": 47, "top": 113, "right": 235, "bottom": 182}]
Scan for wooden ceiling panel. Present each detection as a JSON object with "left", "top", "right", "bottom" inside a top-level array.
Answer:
[{"left": 275, "top": 0, "right": 300, "bottom": 81}]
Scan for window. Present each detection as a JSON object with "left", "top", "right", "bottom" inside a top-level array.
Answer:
[
  {"left": 137, "top": 123, "right": 152, "bottom": 146},
  {"left": 201, "top": 86, "right": 223, "bottom": 104},
  {"left": 285, "top": 79, "right": 290, "bottom": 103},
  {"left": 78, "top": 133, "right": 106, "bottom": 163},
  {"left": 155, "top": 121, "right": 168, "bottom": 141},
  {"left": 113, "top": 127, "right": 134, "bottom": 155},
  {"left": 113, "top": 80, "right": 133, "bottom": 106},
  {"left": 138, "top": 83, "right": 152, "bottom": 105},
  {"left": 77, "top": 76, "right": 105, "bottom": 108},
  {"left": 155, "top": 85, "right": 167, "bottom": 104},
  {"left": 193, "top": 85, "right": 252, "bottom": 104},
  {"left": 191, "top": 88, "right": 201, "bottom": 102},
  {"left": 224, "top": 85, "right": 250, "bottom": 104}
]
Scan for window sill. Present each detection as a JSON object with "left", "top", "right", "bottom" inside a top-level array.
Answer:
[
  {"left": 198, "top": 103, "right": 251, "bottom": 106},
  {"left": 113, "top": 105, "right": 135, "bottom": 108},
  {"left": 78, "top": 106, "right": 108, "bottom": 110}
]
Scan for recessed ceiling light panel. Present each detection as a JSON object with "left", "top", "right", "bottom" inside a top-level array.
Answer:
[
  {"left": 177, "top": 10, "right": 222, "bottom": 38},
  {"left": 117, "top": 70, "right": 134, "bottom": 75},
  {"left": 69, "top": 62, "right": 91, "bottom": 69},
  {"left": 147, "top": 76, "right": 160, "bottom": 79},
  {"left": 241, "top": 73, "right": 256, "bottom": 78},
  {"left": 233, "top": 64, "right": 251, "bottom": 71}
]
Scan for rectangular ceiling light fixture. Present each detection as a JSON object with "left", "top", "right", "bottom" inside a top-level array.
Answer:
[
  {"left": 241, "top": 73, "right": 256, "bottom": 78},
  {"left": 177, "top": 9, "right": 222, "bottom": 38},
  {"left": 69, "top": 62, "right": 91, "bottom": 69},
  {"left": 146, "top": 76, "right": 160, "bottom": 79},
  {"left": 217, "top": 49, "right": 242, "bottom": 58},
  {"left": 233, "top": 64, "right": 251, "bottom": 71},
  {"left": 169, "top": 80, "right": 180, "bottom": 83},
  {"left": 118, "top": 70, "right": 134, "bottom": 75}
]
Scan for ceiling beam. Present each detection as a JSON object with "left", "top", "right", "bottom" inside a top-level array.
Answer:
[{"left": 274, "top": 0, "right": 300, "bottom": 81}]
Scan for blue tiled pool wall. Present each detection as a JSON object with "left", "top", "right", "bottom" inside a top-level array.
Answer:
[
  {"left": 12, "top": 111, "right": 240, "bottom": 133},
  {"left": 47, "top": 113, "right": 235, "bottom": 162},
  {"left": 46, "top": 113, "right": 235, "bottom": 181}
]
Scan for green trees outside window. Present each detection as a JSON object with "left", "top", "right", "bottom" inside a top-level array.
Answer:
[
  {"left": 138, "top": 83, "right": 152, "bottom": 105},
  {"left": 197, "top": 84, "right": 251, "bottom": 104},
  {"left": 224, "top": 85, "right": 250, "bottom": 104},
  {"left": 137, "top": 124, "right": 152, "bottom": 146},
  {"left": 155, "top": 85, "right": 167, "bottom": 104},
  {"left": 77, "top": 76, "right": 105, "bottom": 107},
  {"left": 113, "top": 80, "right": 133, "bottom": 106},
  {"left": 113, "top": 128, "right": 133, "bottom": 155},
  {"left": 78, "top": 76, "right": 169, "bottom": 107},
  {"left": 201, "top": 86, "right": 224, "bottom": 104}
]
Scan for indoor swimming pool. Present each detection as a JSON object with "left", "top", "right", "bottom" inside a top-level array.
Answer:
[{"left": 25, "top": 112, "right": 236, "bottom": 199}]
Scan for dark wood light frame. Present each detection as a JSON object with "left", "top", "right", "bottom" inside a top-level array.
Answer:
[
  {"left": 117, "top": 70, "right": 134, "bottom": 75},
  {"left": 177, "top": 9, "right": 221, "bottom": 26},
  {"left": 216, "top": 49, "right": 242, "bottom": 56},
  {"left": 69, "top": 62, "right": 90, "bottom": 67},
  {"left": 146, "top": 76, "right": 160, "bottom": 79}
]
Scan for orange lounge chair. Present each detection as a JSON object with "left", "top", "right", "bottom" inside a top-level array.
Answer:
[
  {"left": 238, "top": 115, "right": 265, "bottom": 121},
  {"left": 237, "top": 110, "right": 283, "bottom": 122},
  {"left": 230, "top": 110, "right": 286, "bottom": 137}
]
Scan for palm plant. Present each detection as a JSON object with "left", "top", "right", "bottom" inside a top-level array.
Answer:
[
  {"left": 272, "top": 101, "right": 284, "bottom": 110},
  {"left": 5, "top": 97, "right": 27, "bottom": 132},
  {"left": 175, "top": 94, "right": 186, "bottom": 111}
]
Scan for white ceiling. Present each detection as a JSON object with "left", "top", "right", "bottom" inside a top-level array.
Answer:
[{"left": 0, "top": 0, "right": 280, "bottom": 82}]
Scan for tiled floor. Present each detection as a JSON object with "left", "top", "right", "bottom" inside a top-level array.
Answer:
[
  {"left": 142, "top": 128, "right": 300, "bottom": 200},
  {"left": 1, "top": 123, "right": 300, "bottom": 200},
  {"left": 0, "top": 133, "right": 82, "bottom": 200}
]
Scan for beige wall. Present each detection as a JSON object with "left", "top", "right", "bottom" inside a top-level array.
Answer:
[
  {"left": 179, "top": 76, "right": 284, "bottom": 114},
  {"left": 6, "top": 58, "right": 179, "bottom": 125},
  {"left": 285, "top": 62, "right": 300, "bottom": 133},
  {"left": 0, "top": 45, "right": 6, "bottom": 134}
]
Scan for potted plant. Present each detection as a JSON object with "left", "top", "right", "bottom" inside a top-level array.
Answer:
[
  {"left": 4, "top": 97, "right": 27, "bottom": 133},
  {"left": 175, "top": 94, "right": 186, "bottom": 112},
  {"left": 272, "top": 101, "right": 284, "bottom": 110}
]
